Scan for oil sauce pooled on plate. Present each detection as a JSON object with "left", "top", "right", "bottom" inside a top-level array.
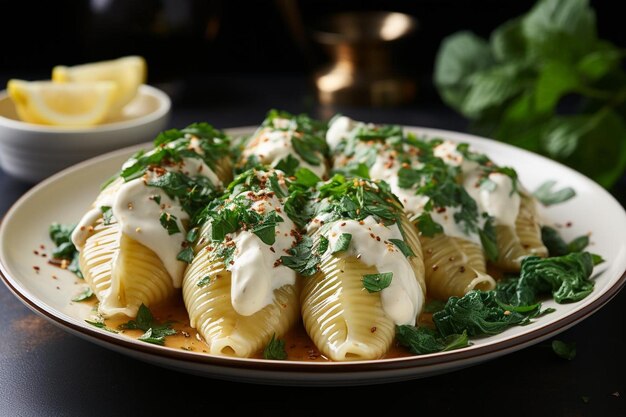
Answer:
[{"left": 95, "top": 295, "right": 421, "bottom": 361}]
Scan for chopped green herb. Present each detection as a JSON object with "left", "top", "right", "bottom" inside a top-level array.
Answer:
[
  {"left": 263, "top": 334, "right": 288, "bottom": 360},
  {"left": 533, "top": 180, "right": 577, "bottom": 206},
  {"left": 119, "top": 304, "right": 176, "bottom": 346},
  {"left": 186, "top": 227, "right": 199, "bottom": 243},
  {"left": 332, "top": 233, "right": 352, "bottom": 254},
  {"left": 389, "top": 238, "right": 415, "bottom": 258},
  {"left": 552, "top": 340, "right": 576, "bottom": 360},
  {"left": 197, "top": 275, "right": 211, "bottom": 288},
  {"left": 362, "top": 272, "right": 393, "bottom": 293},
  {"left": 72, "top": 287, "right": 94, "bottom": 302},
  {"left": 415, "top": 213, "right": 444, "bottom": 237},
  {"left": 85, "top": 320, "right": 118, "bottom": 333},
  {"left": 151, "top": 194, "right": 162, "bottom": 205},
  {"left": 567, "top": 235, "right": 590, "bottom": 253},
  {"left": 479, "top": 216, "right": 499, "bottom": 262},
  {"left": 251, "top": 211, "right": 284, "bottom": 245},
  {"left": 274, "top": 154, "right": 300, "bottom": 176},
  {"left": 48, "top": 223, "right": 82, "bottom": 278},
  {"left": 281, "top": 236, "right": 320, "bottom": 276},
  {"left": 177, "top": 247, "right": 194, "bottom": 264},
  {"left": 159, "top": 212, "right": 181, "bottom": 235},
  {"left": 100, "top": 206, "right": 113, "bottom": 225},
  {"left": 317, "top": 236, "right": 329, "bottom": 255}
]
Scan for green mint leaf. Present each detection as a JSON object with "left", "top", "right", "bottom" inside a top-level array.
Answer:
[
  {"left": 72, "top": 287, "right": 94, "bottom": 302},
  {"left": 362, "top": 272, "right": 393, "bottom": 293},
  {"left": 251, "top": 211, "right": 284, "bottom": 246},
  {"left": 479, "top": 216, "right": 499, "bottom": 262},
  {"left": 552, "top": 340, "right": 577, "bottom": 360},
  {"left": 263, "top": 334, "right": 288, "bottom": 360},
  {"left": 434, "top": 31, "right": 495, "bottom": 112},
  {"left": 150, "top": 194, "right": 161, "bottom": 205},
  {"left": 490, "top": 17, "right": 526, "bottom": 61},
  {"left": 100, "top": 206, "right": 114, "bottom": 225},
  {"left": 317, "top": 236, "right": 329, "bottom": 255},
  {"left": 567, "top": 235, "right": 589, "bottom": 253},
  {"left": 281, "top": 236, "right": 320, "bottom": 276},
  {"left": 577, "top": 47, "right": 622, "bottom": 81},
  {"left": 533, "top": 180, "right": 576, "bottom": 206},
  {"left": 268, "top": 173, "right": 286, "bottom": 198},
  {"left": 85, "top": 320, "right": 118, "bottom": 333},
  {"left": 415, "top": 213, "right": 444, "bottom": 237},
  {"left": 292, "top": 137, "right": 321, "bottom": 165},
  {"left": 177, "top": 247, "right": 194, "bottom": 263},
  {"left": 197, "top": 275, "right": 211, "bottom": 288},
  {"left": 535, "top": 61, "right": 581, "bottom": 114},
  {"left": 541, "top": 226, "right": 569, "bottom": 256},
  {"left": 120, "top": 304, "right": 176, "bottom": 345},
  {"left": 274, "top": 154, "right": 300, "bottom": 176},
  {"left": 389, "top": 238, "right": 415, "bottom": 258},
  {"left": 159, "top": 212, "right": 181, "bottom": 235},
  {"left": 293, "top": 168, "right": 321, "bottom": 187},
  {"left": 462, "top": 63, "right": 526, "bottom": 118},
  {"left": 332, "top": 233, "right": 352, "bottom": 254}
]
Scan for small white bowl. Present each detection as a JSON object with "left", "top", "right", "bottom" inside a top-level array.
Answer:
[{"left": 0, "top": 84, "right": 171, "bottom": 183}]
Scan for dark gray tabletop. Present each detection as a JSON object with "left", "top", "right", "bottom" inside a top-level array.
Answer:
[{"left": 1, "top": 75, "right": 624, "bottom": 417}]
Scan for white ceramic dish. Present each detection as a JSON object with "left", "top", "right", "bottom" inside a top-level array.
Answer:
[
  {"left": 1, "top": 126, "right": 625, "bottom": 386},
  {"left": 0, "top": 84, "right": 171, "bottom": 183}
]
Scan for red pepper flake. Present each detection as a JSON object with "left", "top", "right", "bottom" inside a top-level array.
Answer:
[
  {"left": 432, "top": 264, "right": 439, "bottom": 271},
  {"left": 55, "top": 286, "right": 60, "bottom": 290},
  {"left": 52, "top": 275, "right": 58, "bottom": 280},
  {"left": 269, "top": 247, "right": 276, "bottom": 253},
  {"left": 340, "top": 222, "right": 346, "bottom": 227},
  {"left": 370, "top": 326, "right": 377, "bottom": 333},
  {"left": 449, "top": 256, "right": 456, "bottom": 262},
  {"left": 33, "top": 266, "right": 40, "bottom": 273},
  {"left": 565, "top": 221, "right": 573, "bottom": 227},
  {"left": 459, "top": 266, "right": 466, "bottom": 273},
  {"left": 376, "top": 236, "right": 381, "bottom": 241},
  {"left": 33, "top": 250, "right": 39, "bottom": 255},
  {"left": 40, "top": 244, "right": 45, "bottom": 250}
]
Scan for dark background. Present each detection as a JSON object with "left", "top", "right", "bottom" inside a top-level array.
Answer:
[{"left": 1, "top": 0, "right": 624, "bottom": 108}]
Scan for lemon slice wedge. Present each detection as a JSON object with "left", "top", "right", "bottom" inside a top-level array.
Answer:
[
  {"left": 52, "top": 56, "right": 146, "bottom": 113},
  {"left": 7, "top": 79, "right": 117, "bottom": 127}
]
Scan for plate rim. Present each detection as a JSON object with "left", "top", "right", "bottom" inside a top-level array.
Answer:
[{"left": 1, "top": 124, "right": 625, "bottom": 376}]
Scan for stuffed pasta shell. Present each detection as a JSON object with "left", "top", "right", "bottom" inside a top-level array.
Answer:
[
  {"left": 72, "top": 123, "right": 232, "bottom": 318},
  {"left": 182, "top": 169, "right": 301, "bottom": 357},
  {"left": 434, "top": 141, "right": 548, "bottom": 271},
  {"left": 286, "top": 176, "right": 426, "bottom": 361},
  {"left": 328, "top": 117, "right": 495, "bottom": 300},
  {"left": 237, "top": 109, "right": 329, "bottom": 178}
]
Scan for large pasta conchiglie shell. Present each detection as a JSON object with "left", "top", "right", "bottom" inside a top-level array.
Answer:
[
  {"left": 301, "top": 214, "right": 425, "bottom": 361},
  {"left": 301, "top": 254, "right": 395, "bottom": 361},
  {"left": 419, "top": 233, "right": 495, "bottom": 300},
  {"left": 80, "top": 218, "right": 176, "bottom": 317},
  {"left": 182, "top": 235, "right": 299, "bottom": 358},
  {"left": 493, "top": 195, "right": 548, "bottom": 271}
]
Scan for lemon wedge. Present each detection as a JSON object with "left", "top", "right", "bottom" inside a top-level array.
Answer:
[
  {"left": 7, "top": 79, "right": 117, "bottom": 127},
  {"left": 52, "top": 56, "right": 146, "bottom": 113}
]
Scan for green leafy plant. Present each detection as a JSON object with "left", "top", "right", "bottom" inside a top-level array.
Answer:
[{"left": 434, "top": 0, "right": 626, "bottom": 188}]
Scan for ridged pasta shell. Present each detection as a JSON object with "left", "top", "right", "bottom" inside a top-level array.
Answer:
[
  {"left": 493, "top": 194, "right": 548, "bottom": 271},
  {"left": 419, "top": 233, "right": 495, "bottom": 300}
]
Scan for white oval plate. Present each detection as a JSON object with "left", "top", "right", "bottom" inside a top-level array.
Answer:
[{"left": 1, "top": 126, "right": 625, "bottom": 386}]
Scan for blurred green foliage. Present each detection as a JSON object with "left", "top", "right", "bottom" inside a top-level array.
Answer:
[{"left": 434, "top": 0, "right": 626, "bottom": 188}]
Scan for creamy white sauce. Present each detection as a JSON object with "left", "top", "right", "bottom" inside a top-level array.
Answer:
[
  {"left": 324, "top": 216, "right": 424, "bottom": 325},
  {"left": 465, "top": 171, "right": 520, "bottom": 227},
  {"left": 225, "top": 192, "right": 298, "bottom": 316},
  {"left": 326, "top": 116, "right": 355, "bottom": 151},
  {"left": 433, "top": 140, "right": 480, "bottom": 174},
  {"left": 243, "top": 119, "right": 327, "bottom": 178},
  {"left": 72, "top": 144, "right": 223, "bottom": 316}
]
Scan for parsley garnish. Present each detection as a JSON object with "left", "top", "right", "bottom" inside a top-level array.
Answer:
[
  {"left": 119, "top": 304, "right": 176, "bottom": 345},
  {"left": 85, "top": 319, "right": 118, "bottom": 333},
  {"left": 48, "top": 223, "right": 82, "bottom": 278},
  {"left": 415, "top": 213, "right": 444, "bottom": 237},
  {"left": 362, "top": 272, "right": 393, "bottom": 293},
  {"left": 389, "top": 238, "right": 415, "bottom": 258},
  {"left": 177, "top": 247, "right": 194, "bottom": 264},
  {"left": 263, "top": 334, "right": 288, "bottom": 360},
  {"left": 72, "top": 287, "right": 94, "bottom": 302},
  {"left": 552, "top": 340, "right": 576, "bottom": 361},
  {"left": 533, "top": 180, "right": 576, "bottom": 206},
  {"left": 100, "top": 206, "right": 113, "bottom": 225},
  {"left": 159, "top": 212, "right": 181, "bottom": 235},
  {"left": 332, "top": 233, "right": 352, "bottom": 254},
  {"left": 280, "top": 236, "right": 320, "bottom": 276},
  {"left": 197, "top": 275, "right": 212, "bottom": 288}
]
